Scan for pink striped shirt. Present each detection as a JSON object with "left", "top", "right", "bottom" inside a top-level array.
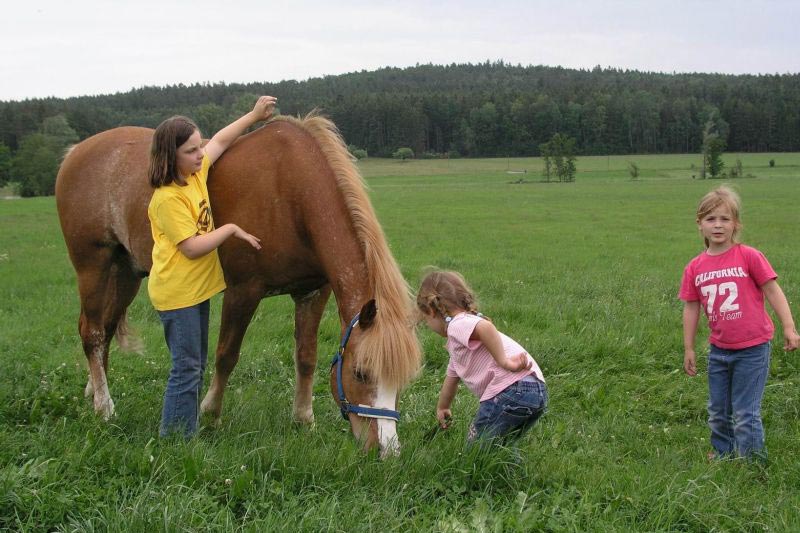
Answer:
[{"left": 446, "top": 312, "right": 545, "bottom": 402}]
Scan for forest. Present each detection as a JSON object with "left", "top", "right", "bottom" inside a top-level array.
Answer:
[{"left": 1, "top": 62, "right": 799, "bottom": 194}]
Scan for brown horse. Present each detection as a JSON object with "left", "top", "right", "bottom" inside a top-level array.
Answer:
[{"left": 55, "top": 114, "right": 421, "bottom": 456}]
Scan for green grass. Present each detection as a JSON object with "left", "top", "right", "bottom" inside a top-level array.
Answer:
[
  {"left": 357, "top": 152, "right": 800, "bottom": 179},
  {"left": 2, "top": 155, "right": 800, "bottom": 531}
]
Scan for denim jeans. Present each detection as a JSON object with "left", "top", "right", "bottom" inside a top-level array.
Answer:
[
  {"left": 468, "top": 376, "right": 548, "bottom": 445},
  {"left": 158, "top": 300, "right": 210, "bottom": 438},
  {"left": 707, "top": 341, "right": 770, "bottom": 459}
]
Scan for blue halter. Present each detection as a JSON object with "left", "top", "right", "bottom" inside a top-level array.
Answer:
[{"left": 330, "top": 313, "right": 401, "bottom": 422}]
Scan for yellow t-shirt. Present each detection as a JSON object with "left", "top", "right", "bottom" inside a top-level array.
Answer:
[{"left": 147, "top": 154, "right": 226, "bottom": 311}]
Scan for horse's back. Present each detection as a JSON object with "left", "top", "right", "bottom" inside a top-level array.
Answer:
[
  {"left": 209, "top": 118, "right": 348, "bottom": 292},
  {"left": 56, "top": 127, "right": 155, "bottom": 273}
]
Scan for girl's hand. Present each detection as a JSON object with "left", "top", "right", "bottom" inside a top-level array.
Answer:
[
  {"left": 232, "top": 225, "right": 262, "bottom": 250},
  {"left": 684, "top": 349, "right": 697, "bottom": 376},
  {"left": 507, "top": 352, "right": 533, "bottom": 372},
  {"left": 252, "top": 95, "right": 277, "bottom": 121},
  {"left": 205, "top": 95, "right": 278, "bottom": 164},
  {"left": 784, "top": 327, "right": 800, "bottom": 351},
  {"left": 436, "top": 408, "right": 452, "bottom": 429}
]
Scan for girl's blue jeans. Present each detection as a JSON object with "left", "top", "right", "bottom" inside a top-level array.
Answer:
[
  {"left": 158, "top": 300, "right": 210, "bottom": 438},
  {"left": 468, "top": 376, "right": 547, "bottom": 445},
  {"left": 707, "top": 341, "right": 770, "bottom": 459}
]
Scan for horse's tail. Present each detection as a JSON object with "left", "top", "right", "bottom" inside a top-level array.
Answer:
[{"left": 115, "top": 310, "right": 144, "bottom": 354}]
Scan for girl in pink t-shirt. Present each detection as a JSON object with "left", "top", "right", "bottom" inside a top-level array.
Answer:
[
  {"left": 680, "top": 186, "right": 799, "bottom": 460},
  {"left": 416, "top": 270, "right": 547, "bottom": 446}
]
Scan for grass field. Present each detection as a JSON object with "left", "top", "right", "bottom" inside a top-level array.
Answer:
[{"left": 1, "top": 154, "right": 799, "bottom": 531}]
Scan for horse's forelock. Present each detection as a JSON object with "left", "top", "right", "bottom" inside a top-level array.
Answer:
[{"left": 284, "top": 112, "right": 422, "bottom": 389}]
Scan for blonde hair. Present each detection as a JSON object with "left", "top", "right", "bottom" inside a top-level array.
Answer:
[
  {"left": 281, "top": 112, "right": 421, "bottom": 389},
  {"left": 416, "top": 269, "right": 482, "bottom": 320},
  {"left": 696, "top": 185, "right": 743, "bottom": 248}
]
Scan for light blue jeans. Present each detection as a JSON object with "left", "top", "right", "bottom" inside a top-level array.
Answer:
[
  {"left": 707, "top": 341, "right": 770, "bottom": 459},
  {"left": 158, "top": 300, "right": 210, "bottom": 438}
]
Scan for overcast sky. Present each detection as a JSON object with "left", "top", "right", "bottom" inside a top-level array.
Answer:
[{"left": 2, "top": 0, "right": 798, "bottom": 102}]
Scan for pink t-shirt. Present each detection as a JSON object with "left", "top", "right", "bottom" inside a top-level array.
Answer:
[
  {"left": 679, "top": 244, "right": 777, "bottom": 350},
  {"left": 446, "top": 312, "right": 545, "bottom": 402}
]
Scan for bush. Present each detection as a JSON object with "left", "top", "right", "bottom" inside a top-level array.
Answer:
[
  {"left": 725, "top": 158, "right": 744, "bottom": 179},
  {"left": 392, "top": 147, "right": 414, "bottom": 161},
  {"left": 539, "top": 133, "right": 577, "bottom": 182},
  {"left": 13, "top": 134, "right": 62, "bottom": 197},
  {"left": 628, "top": 161, "right": 640, "bottom": 180},
  {"left": 769, "top": 159, "right": 775, "bottom": 167},
  {"left": 0, "top": 143, "right": 11, "bottom": 187},
  {"left": 348, "top": 145, "right": 368, "bottom": 160}
]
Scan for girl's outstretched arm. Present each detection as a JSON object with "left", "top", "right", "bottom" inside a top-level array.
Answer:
[
  {"left": 204, "top": 95, "right": 277, "bottom": 164},
  {"left": 472, "top": 320, "right": 532, "bottom": 372},
  {"left": 177, "top": 223, "right": 261, "bottom": 259},
  {"left": 682, "top": 300, "right": 700, "bottom": 376},
  {"left": 762, "top": 280, "right": 800, "bottom": 351}
]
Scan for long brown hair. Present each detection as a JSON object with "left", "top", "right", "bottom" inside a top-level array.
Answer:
[
  {"left": 416, "top": 269, "right": 482, "bottom": 320},
  {"left": 696, "top": 185, "right": 743, "bottom": 248},
  {"left": 148, "top": 115, "right": 198, "bottom": 188}
]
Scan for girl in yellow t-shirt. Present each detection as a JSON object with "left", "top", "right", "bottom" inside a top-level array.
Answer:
[{"left": 147, "top": 95, "right": 276, "bottom": 438}]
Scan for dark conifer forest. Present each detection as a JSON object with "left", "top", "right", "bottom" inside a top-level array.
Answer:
[{"left": 1, "top": 62, "right": 798, "bottom": 189}]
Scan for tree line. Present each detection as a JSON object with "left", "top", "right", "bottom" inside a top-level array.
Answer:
[{"left": 1, "top": 62, "right": 799, "bottom": 194}]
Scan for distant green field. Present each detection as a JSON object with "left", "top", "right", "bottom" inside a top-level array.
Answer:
[
  {"left": 357, "top": 152, "right": 800, "bottom": 179},
  {"left": 2, "top": 155, "right": 799, "bottom": 531}
]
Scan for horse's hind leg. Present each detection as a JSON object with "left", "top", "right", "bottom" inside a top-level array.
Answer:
[
  {"left": 76, "top": 250, "right": 141, "bottom": 419},
  {"left": 200, "top": 283, "right": 262, "bottom": 421},
  {"left": 291, "top": 286, "right": 332, "bottom": 424}
]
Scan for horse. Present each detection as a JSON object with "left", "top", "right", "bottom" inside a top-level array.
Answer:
[{"left": 55, "top": 113, "right": 421, "bottom": 456}]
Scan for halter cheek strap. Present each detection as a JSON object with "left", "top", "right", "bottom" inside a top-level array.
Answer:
[{"left": 330, "top": 313, "right": 401, "bottom": 422}]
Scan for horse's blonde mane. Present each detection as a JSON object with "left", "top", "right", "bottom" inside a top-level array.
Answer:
[{"left": 273, "top": 113, "right": 421, "bottom": 390}]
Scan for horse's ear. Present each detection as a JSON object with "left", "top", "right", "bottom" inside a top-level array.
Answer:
[{"left": 359, "top": 299, "right": 377, "bottom": 330}]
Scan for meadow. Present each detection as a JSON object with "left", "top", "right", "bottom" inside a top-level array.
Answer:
[{"left": 1, "top": 153, "right": 799, "bottom": 531}]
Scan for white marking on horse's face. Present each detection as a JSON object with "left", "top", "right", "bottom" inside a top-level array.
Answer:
[{"left": 375, "top": 381, "right": 400, "bottom": 458}]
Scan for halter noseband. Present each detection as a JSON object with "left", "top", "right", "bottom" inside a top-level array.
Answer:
[{"left": 330, "top": 313, "right": 400, "bottom": 422}]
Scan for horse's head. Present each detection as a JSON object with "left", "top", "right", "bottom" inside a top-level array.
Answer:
[{"left": 330, "top": 299, "right": 418, "bottom": 458}]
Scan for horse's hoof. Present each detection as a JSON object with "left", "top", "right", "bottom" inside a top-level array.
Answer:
[
  {"left": 292, "top": 408, "right": 315, "bottom": 426},
  {"left": 200, "top": 411, "right": 221, "bottom": 429},
  {"left": 95, "top": 398, "right": 115, "bottom": 420},
  {"left": 199, "top": 397, "right": 221, "bottom": 419},
  {"left": 380, "top": 441, "right": 401, "bottom": 459},
  {"left": 293, "top": 418, "right": 316, "bottom": 431}
]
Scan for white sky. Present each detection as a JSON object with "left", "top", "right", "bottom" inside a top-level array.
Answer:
[{"left": 1, "top": 0, "right": 798, "bottom": 102}]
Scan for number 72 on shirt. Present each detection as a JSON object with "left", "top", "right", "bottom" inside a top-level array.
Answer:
[{"left": 700, "top": 282, "right": 740, "bottom": 315}]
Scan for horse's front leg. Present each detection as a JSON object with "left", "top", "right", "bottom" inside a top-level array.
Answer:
[
  {"left": 200, "top": 283, "right": 261, "bottom": 422},
  {"left": 291, "top": 286, "right": 332, "bottom": 424}
]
